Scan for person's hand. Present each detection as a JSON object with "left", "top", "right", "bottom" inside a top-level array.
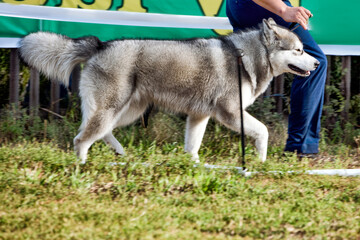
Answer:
[{"left": 280, "top": 6, "right": 312, "bottom": 30}]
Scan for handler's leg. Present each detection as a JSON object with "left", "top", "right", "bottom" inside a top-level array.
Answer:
[{"left": 284, "top": 28, "right": 327, "bottom": 154}]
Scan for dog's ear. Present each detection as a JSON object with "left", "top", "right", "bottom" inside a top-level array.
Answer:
[
  {"left": 266, "top": 18, "right": 277, "bottom": 26},
  {"left": 262, "top": 18, "right": 279, "bottom": 45}
]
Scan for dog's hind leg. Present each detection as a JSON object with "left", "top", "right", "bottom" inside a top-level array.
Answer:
[
  {"left": 74, "top": 109, "right": 115, "bottom": 164},
  {"left": 103, "top": 133, "right": 125, "bottom": 155},
  {"left": 184, "top": 115, "right": 210, "bottom": 162},
  {"left": 101, "top": 99, "right": 148, "bottom": 157}
]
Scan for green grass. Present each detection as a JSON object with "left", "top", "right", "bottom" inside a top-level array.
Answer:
[
  {"left": 0, "top": 139, "right": 360, "bottom": 239},
  {"left": 0, "top": 106, "right": 359, "bottom": 239}
]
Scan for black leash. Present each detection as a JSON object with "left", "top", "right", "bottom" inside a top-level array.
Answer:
[
  {"left": 289, "top": 22, "right": 299, "bottom": 31},
  {"left": 236, "top": 50, "right": 246, "bottom": 170},
  {"left": 289, "top": 15, "right": 312, "bottom": 32},
  {"left": 221, "top": 18, "right": 311, "bottom": 169},
  {"left": 222, "top": 38, "right": 246, "bottom": 170}
]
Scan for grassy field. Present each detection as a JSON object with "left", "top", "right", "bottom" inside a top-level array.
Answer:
[
  {"left": 0, "top": 107, "right": 360, "bottom": 239},
  {"left": 1, "top": 133, "right": 360, "bottom": 239}
]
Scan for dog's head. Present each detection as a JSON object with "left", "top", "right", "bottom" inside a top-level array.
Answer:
[{"left": 262, "top": 18, "right": 319, "bottom": 77}]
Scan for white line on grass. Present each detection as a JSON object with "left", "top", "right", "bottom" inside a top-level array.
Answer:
[{"left": 108, "top": 162, "right": 360, "bottom": 177}]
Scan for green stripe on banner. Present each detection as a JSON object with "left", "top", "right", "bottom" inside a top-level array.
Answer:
[
  {"left": 0, "top": 16, "right": 40, "bottom": 38},
  {"left": 0, "top": 16, "right": 219, "bottom": 41},
  {"left": 302, "top": 0, "right": 360, "bottom": 45}
]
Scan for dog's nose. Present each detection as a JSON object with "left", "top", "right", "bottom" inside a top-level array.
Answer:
[{"left": 314, "top": 61, "right": 320, "bottom": 69}]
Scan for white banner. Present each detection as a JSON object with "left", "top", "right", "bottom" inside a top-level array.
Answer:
[{"left": 0, "top": 3, "right": 232, "bottom": 29}]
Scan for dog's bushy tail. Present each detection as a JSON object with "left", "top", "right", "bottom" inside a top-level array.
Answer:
[{"left": 19, "top": 32, "right": 104, "bottom": 87}]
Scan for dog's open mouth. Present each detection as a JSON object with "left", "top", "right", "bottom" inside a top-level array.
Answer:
[{"left": 288, "top": 64, "right": 310, "bottom": 76}]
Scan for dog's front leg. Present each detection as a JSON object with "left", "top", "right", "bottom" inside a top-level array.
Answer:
[
  {"left": 184, "top": 115, "right": 210, "bottom": 162},
  {"left": 215, "top": 109, "right": 268, "bottom": 162},
  {"left": 242, "top": 111, "right": 268, "bottom": 162}
]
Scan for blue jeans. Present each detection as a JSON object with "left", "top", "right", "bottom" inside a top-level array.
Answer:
[{"left": 226, "top": 0, "right": 327, "bottom": 153}]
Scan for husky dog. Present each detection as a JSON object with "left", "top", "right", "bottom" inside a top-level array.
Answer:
[{"left": 19, "top": 18, "right": 319, "bottom": 163}]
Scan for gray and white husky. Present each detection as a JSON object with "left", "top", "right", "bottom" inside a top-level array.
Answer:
[{"left": 19, "top": 18, "right": 319, "bottom": 163}]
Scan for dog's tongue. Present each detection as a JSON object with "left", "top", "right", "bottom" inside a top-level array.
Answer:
[{"left": 306, "top": 71, "right": 310, "bottom": 76}]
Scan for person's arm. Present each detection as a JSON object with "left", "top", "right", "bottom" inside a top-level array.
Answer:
[{"left": 252, "top": 0, "right": 312, "bottom": 30}]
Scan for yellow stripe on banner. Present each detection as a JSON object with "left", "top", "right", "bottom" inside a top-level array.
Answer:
[
  {"left": 60, "top": 0, "right": 112, "bottom": 10},
  {"left": 117, "top": 1, "right": 147, "bottom": 13},
  {"left": 289, "top": 0, "right": 300, "bottom": 7},
  {"left": 2, "top": 0, "right": 46, "bottom": 5},
  {"left": 198, "top": 0, "right": 223, "bottom": 17}
]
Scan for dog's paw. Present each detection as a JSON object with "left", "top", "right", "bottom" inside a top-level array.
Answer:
[
  {"left": 77, "top": 159, "right": 87, "bottom": 165},
  {"left": 191, "top": 154, "right": 200, "bottom": 163},
  {"left": 193, "top": 158, "right": 200, "bottom": 164}
]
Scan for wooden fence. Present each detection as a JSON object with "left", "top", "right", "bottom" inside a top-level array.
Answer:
[
  {"left": 7, "top": 48, "right": 82, "bottom": 117},
  {"left": 5, "top": 48, "right": 356, "bottom": 120}
]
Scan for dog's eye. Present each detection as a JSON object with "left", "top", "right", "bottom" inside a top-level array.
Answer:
[{"left": 295, "top": 49, "right": 304, "bottom": 54}]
